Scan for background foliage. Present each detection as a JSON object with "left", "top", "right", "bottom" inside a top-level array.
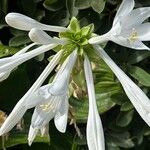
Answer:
[{"left": 0, "top": 0, "right": 150, "bottom": 149}]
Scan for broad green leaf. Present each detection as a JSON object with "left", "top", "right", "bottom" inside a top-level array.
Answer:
[
  {"left": 66, "top": 0, "right": 78, "bottom": 18},
  {"left": 69, "top": 80, "right": 121, "bottom": 123},
  {"left": 0, "top": 133, "right": 49, "bottom": 149},
  {"left": 128, "top": 66, "right": 150, "bottom": 87},
  {"left": 116, "top": 110, "right": 134, "bottom": 127},
  {"left": 75, "top": 0, "right": 90, "bottom": 9},
  {"left": 0, "top": 44, "right": 19, "bottom": 58},
  {"left": 90, "top": 0, "right": 106, "bottom": 14},
  {"left": 128, "top": 51, "right": 150, "bottom": 64},
  {"left": 120, "top": 101, "right": 134, "bottom": 111},
  {"left": 43, "top": 0, "right": 65, "bottom": 11},
  {"left": 9, "top": 35, "right": 31, "bottom": 47},
  {"left": 107, "top": 132, "right": 135, "bottom": 148}
]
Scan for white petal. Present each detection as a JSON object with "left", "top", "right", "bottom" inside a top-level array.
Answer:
[
  {"left": 94, "top": 44, "right": 150, "bottom": 126},
  {"left": 0, "top": 51, "right": 62, "bottom": 135},
  {"left": 0, "top": 72, "right": 10, "bottom": 82},
  {"left": 54, "top": 95, "right": 69, "bottom": 133},
  {"left": 84, "top": 55, "right": 105, "bottom": 150},
  {"left": 110, "top": 35, "right": 150, "bottom": 50},
  {"left": 28, "top": 126, "right": 39, "bottom": 146},
  {"left": 14, "top": 43, "right": 36, "bottom": 56},
  {"left": 88, "top": 33, "right": 110, "bottom": 44},
  {"left": 0, "top": 44, "right": 57, "bottom": 73},
  {"left": 113, "top": 0, "right": 135, "bottom": 26},
  {"left": 31, "top": 96, "right": 62, "bottom": 129},
  {"left": 0, "top": 43, "right": 36, "bottom": 82},
  {"left": 5, "top": 13, "right": 67, "bottom": 32},
  {"left": 40, "top": 125, "right": 49, "bottom": 137},
  {"left": 29, "top": 28, "right": 67, "bottom": 45},
  {"left": 0, "top": 100, "right": 26, "bottom": 136},
  {"left": 136, "top": 23, "right": 150, "bottom": 41},
  {"left": 50, "top": 50, "right": 77, "bottom": 95},
  {"left": 0, "top": 43, "right": 36, "bottom": 66},
  {"left": 122, "top": 7, "right": 150, "bottom": 29}
]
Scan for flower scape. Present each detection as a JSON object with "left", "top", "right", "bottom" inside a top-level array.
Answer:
[{"left": 0, "top": 0, "right": 150, "bottom": 149}]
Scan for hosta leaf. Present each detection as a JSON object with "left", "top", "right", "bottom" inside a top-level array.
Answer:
[
  {"left": 43, "top": 0, "right": 65, "bottom": 11},
  {"left": 90, "top": 0, "right": 106, "bottom": 14},
  {"left": 75, "top": 0, "right": 90, "bottom": 10},
  {"left": 66, "top": 0, "right": 78, "bottom": 18},
  {"left": 106, "top": 132, "right": 135, "bottom": 148},
  {"left": 116, "top": 110, "right": 134, "bottom": 127},
  {"left": 128, "top": 66, "right": 150, "bottom": 87},
  {"left": 120, "top": 101, "right": 134, "bottom": 111},
  {"left": 9, "top": 35, "right": 31, "bottom": 47},
  {"left": 0, "top": 44, "right": 19, "bottom": 58}
]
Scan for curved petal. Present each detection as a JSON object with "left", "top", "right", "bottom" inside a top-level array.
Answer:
[
  {"left": 31, "top": 96, "right": 62, "bottom": 129},
  {"left": 84, "top": 55, "right": 105, "bottom": 150},
  {"left": 110, "top": 35, "right": 150, "bottom": 50},
  {"left": 0, "top": 44, "right": 57, "bottom": 73},
  {"left": 54, "top": 95, "right": 69, "bottom": 133},
  {"left": 122, "top": 7, "right": 150, "bottom": 29},
  {"left": 94, "top": 45, "right": 150, "bottom": 126},
  {"left": 29, "top": 28, "right": 67, "bottom": 45},
  {"left": 0, "top": 72, "right": 10, "bottom": 82},
  {"left": 136, "top": 23, "right": 150, "bottom": 41},
  {"left": 0, "top": 51, "right": 62, "bottom": 135},
  {"left": 113, "top": 0, "right": 135, "bottom": 26},
  {"left": 5, "top": 13, "right": 67, "bottom": 32},
  {"left": 28, "top": 126, "right": 39, "bottom": 146},
  {"left": 0, "top": 100, "right": 26, "bottom": 135}
]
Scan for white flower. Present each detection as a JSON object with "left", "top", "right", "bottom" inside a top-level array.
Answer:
[
  {"left": 84, "top": 55, "right": 105, "bottom": 150},
  {"left": 0, "top": 50, "right": 77, "bottom": 146},
  {"left": 0, "top": 50, "right": 63, "bottom": 135},
  {"left": 0, "top": 43, "right": 58, "bottom": 81},
  {"left": 5, "top": 13, "right": 67, "bottom": 32},
  {"left": 89, "top": 0, "right": 150, "bottom": 50},
  {"left": 0, "top": 43, "right": 36, "bottom": 82},
  {"left": 94, "top": 44, "right": 150, "bottom": 126}
]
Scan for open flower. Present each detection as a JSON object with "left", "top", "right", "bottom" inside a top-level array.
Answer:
[
  {"left": 0, "top": 43, "right": 36, "bottom": 82},
  {"left": 89, "top": 0, "right": 150, "bottom": 50},
  {"left": 0, "top": 50, "right": 77, "bottom": 146},
  {"left": 94, "top": 44, "right": 150, "bottom": 126}
]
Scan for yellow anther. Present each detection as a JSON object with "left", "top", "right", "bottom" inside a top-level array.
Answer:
[
  {"left": 128, "top": 28, "right": 139, "bottom": 42},
  {"left": 40, "top": 102, "right": 55, "bottom": 112}
]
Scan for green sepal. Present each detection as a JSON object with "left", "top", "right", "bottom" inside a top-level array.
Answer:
[{"left": 68, "top": 17, "right": 80, "bottom": 32}]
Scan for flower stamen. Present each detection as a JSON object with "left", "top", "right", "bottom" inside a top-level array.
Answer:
[{"left": 128, "top": 28, "right": 139, "bottom": 42}]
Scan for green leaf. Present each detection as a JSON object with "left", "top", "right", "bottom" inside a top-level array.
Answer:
[
  {"left": 107, "top": 132, "right": 135, "bottom": 148},
  {"left": 9, "top": 35, "right": 31, "bottom": 47},
  {"left": 43, "top": 0, "right": 65, "bottom": 11},
  {"left": 116, "top": 110, "right": 134, "bottom": 127},
  {"left": 128, "top": 51, "right": 150, "bottom": 64},
  {"left": 75, "top": 0, "right": 90, "bottom": 9},
  {"left": 66, "top": 0, "right": 78, "bottom": 18},
  {"left": 120, "top": 101, "right": 134, "bottom": 111},
  {"left": 128, "top": 66, "right": 150, "bottom": 87},
  {"left": 90, "top": 0, "right": 106, "bottom": 14},
  {"left": 0, "top": 44, "right": 19, "bottom": 58}
]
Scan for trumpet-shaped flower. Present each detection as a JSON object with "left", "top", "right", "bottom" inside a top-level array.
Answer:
[
  {"left": 89, "top": 0, "right": 150, "bottom": 50},
  {"left": 94, "top": 44, "right": 150, "bottom": 126},
  {"left": 5, "top": 13, "right": 67, "bottom": 32},
  {"left": 0, "top": 50, "right": 77, "bottom": 144},
  {"left": 0, "top": 43, "right": 36, "bottom": 82}
]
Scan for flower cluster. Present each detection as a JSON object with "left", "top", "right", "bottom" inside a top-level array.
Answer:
[{"left": 0, "top": 0, "right": 150, "bottom": 149}]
